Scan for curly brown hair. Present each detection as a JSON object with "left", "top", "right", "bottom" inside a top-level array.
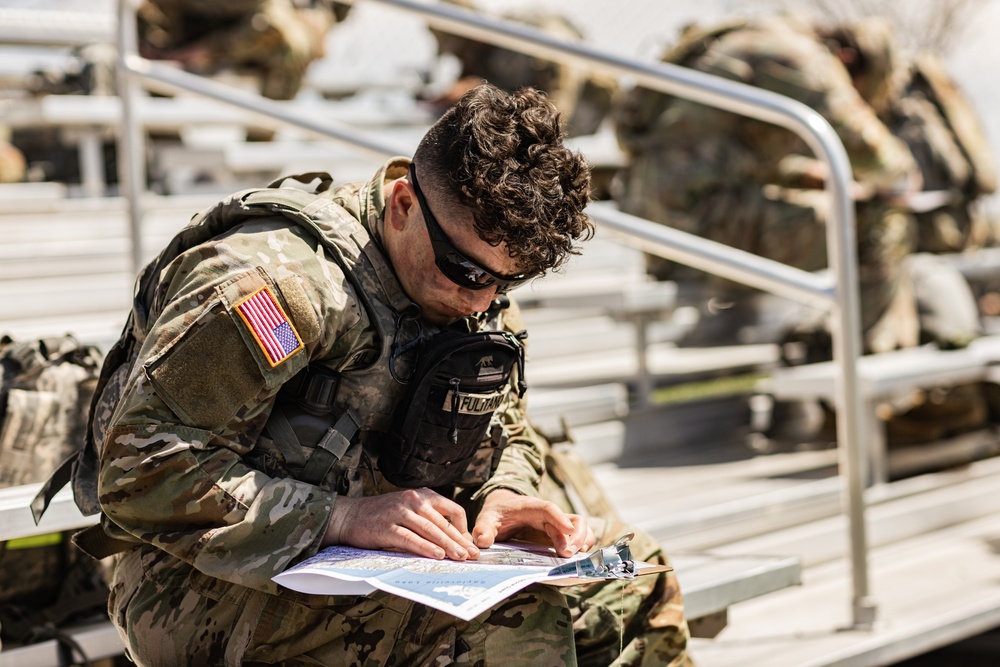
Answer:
[{"left": 413, "top": 84, "right": 593, "bottom": 276}]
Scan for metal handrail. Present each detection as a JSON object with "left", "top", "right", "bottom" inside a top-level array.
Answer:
[{"left": 111, "top": 0, "right": 875, "bottom": 627}]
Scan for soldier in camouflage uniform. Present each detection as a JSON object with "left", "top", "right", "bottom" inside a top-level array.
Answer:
[
  {"left": 616, "top": 17, "right": 999, "bottom": 450},
  {"left": 430, "top": 0, "right": 617, "bottom": 139},
  {"left": 138, "top": 0, "right": 350, "bottom": 100},
  {"left": 615, "top": 16, "right": 922, "bottom": 353},
  {"left": 45, "top": 85, "right": 691, "bottom": 666}
]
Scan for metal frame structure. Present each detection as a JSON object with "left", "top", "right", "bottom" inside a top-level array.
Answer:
[{"left": 112, "top": 0, "right": 876, "bottom": 627}]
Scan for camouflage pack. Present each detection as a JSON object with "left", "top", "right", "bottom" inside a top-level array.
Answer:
[
  {"left": 0, "top": 334, "right": 102, "bottom": 488},
  {"left": 0, "top": 334, "right": 108, "bottom": 649}
]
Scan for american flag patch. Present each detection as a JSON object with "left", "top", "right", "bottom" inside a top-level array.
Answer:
[{"left": 235, "top": 287, "right": 303, "bottom": 367}]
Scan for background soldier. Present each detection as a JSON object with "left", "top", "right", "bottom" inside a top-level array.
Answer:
[
  {"left": 614, "top": 15, "right": 998, "bottom": 449},
  {"left": 43, "top": 85, "right": 692, "bottom": 666},
  {"left": 614, "top": 15, "right": 922, "bottom": 354},
  {"left": 430, "top": 0, "right": 618, "bottom": 139},
  {"left": 138, "top": 0, "right": 351, "bottom": 100}
]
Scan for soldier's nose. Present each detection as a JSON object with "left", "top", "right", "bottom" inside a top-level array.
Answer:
[{"left": 465, "top": 287, "right": 497, "bottom": 314}]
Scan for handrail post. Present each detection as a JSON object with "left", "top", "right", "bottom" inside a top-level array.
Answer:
[
  {"left": 822, "top": 136, "right": 879, "bottom": 629},
  {"left": 116, "top": 0, "right": 147, "bottom": 277}
]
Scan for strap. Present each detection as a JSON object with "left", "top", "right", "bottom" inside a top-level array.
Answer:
[
  {"left": 298, "top": 409, "right": 360, "bottom": 485},
  {"left": 71, "top": 524, "right": 137, "bottom": 560},
  {"left": 242, "top": 188, "right": 415, "bottom": 315},
  {"left": 267, "top": 171, "right": 334, "bottom": 192},
  {"left": 31, "top": 452, "right": 77, "bottom": 524},
  {"left": 262, "top": 405, "right": 308, "bottom": 469}
]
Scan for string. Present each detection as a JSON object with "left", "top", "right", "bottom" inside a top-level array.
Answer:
[{"left": 617, "top": 580, "right": 626, "bottom": 665}]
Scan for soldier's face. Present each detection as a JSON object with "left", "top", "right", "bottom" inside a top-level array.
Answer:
[{"left": 386, "top": 175, "right": 521, "bottom": 325}]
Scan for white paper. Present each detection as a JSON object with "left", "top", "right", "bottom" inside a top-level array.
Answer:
[{"left": 273, "top": 543, "right": 592, "bottom": 621}]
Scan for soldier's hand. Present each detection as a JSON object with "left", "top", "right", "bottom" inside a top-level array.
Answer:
[
  {"left": 473, "top": 489, "right": 596, "bottom": 557},
  {"left": 324, "top": 489, "right": 480, "bottom": 561}
]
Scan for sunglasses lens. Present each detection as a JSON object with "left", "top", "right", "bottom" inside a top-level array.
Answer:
[{"left": 439, "top": 252, "right": 496, "bottom": 290}]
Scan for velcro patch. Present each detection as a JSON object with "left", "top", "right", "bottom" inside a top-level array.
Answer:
[
  {"left": 441, "top": 390, "right": 505, "bottom": 415},
  {"left": 235, "top": 286, "right": 303, "bottom": 367}
]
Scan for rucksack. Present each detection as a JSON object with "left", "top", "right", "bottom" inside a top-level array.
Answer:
[
  {"left": 0, "top": 334, "right": 110, "bottom": 653},
  {"left": 0, "top": 334, "right": 102, "bottom": 487}
]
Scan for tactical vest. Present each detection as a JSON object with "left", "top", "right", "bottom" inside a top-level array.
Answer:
[{"left": 33, "top": 176, "right": 519, "bottom": 532}]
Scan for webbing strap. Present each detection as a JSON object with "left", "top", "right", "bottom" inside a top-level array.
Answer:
[
  {"left": 299, "top": 409, "right": 360, "bottom": 486},
  {"left": 71, "top": 524, "right": 138, "bottom": 560},
  {"left": 262, "top": 406, "right": 308, "bottom": 469},
  {"left": 31, "top": 452, "right": 77, "bottom": 524}
]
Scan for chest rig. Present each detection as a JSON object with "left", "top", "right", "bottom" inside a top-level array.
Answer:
[{"left": 241, "top": 182, "right": 526, "bottom": 494}]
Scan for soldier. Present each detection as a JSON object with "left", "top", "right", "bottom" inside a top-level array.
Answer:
[
  {"left": 616, "top": 17, "right": 997, "bottom": 451},
  {"left": 36, "top": 85, "right": 691, "bottom": 666},
  {"left": 138, "top": 0, "right": 350, "bottom": 100},
  {"left": 614, "top": 16, "right": 922, "bottom": 353},
  {"left": 430, "top": 0, "right": 617, "bottom": 139}
]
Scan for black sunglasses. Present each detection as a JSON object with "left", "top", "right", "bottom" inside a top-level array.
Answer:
[{"left": 408, "top": 164, "right": 532, "bottom": 295}]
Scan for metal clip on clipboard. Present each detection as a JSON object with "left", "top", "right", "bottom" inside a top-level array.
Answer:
[{"left": 548, "top": 533, "right": 636, "bottom": 581}]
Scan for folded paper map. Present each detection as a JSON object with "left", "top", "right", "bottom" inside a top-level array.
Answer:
[{"left": 273, "top": 534, "right": 671, "bottom": 621}]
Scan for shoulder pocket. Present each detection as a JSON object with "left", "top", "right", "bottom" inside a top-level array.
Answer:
[
  {"left": 144, "top": 270, "right": 312, "bottom": 430},
  {"left": 218, "top": 268, "right": 314, "bottom": 386}
]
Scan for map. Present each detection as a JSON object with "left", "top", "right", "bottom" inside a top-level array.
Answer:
[{"left": 273, "top": 542, "right": 668, "bottom": 621}]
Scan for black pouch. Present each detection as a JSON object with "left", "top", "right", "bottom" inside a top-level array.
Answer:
[{"left": 380, "top": 329, "right": 526, "bottom": 488}]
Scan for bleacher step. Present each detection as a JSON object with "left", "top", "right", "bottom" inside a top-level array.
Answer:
[{"left": 689, "top": 510, "right": 1000, "bottom": 667}]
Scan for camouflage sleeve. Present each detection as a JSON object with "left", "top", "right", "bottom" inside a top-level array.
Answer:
[
  {"left": 99, "top": 219, "right": 367, "bottom": 593},
  {"left": 471, "top": 299, "right": 545, "bottom": 500},
  {"left": 800, "top": 53, "right": 917, "bottom": 191}
]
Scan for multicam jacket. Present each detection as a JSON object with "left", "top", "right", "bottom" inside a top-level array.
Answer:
[{"left": 85, "top": 158, "right": 545, "bottom": 594}]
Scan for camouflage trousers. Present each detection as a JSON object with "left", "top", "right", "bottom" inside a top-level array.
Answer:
[{"left": 107, "top": 526, "right": 690, "bottom": 667}]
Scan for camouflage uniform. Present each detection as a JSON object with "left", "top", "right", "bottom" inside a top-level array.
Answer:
[
  {"left": 614, "top": 16, "right": 921, "bottom": 353},
  {"left": 889, "top": 52, "right": 998, "bottom": 253},
  {"left": 80, "top": 159, "right": 690, "bottom": 666},
  {"left": 433, "top": 1, "right": 617, "bottom": 138},
  {"left": 138, "top": 0, "right": 347, "bottom": 100}
]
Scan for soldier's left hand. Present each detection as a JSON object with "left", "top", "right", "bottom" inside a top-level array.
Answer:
[{"left": 472, "top": 489, "right": 595, "bottom": 557}]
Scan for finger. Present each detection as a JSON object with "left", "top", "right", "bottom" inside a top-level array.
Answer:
[
  {"left": 430, "top": 497, "right": 471, "bottom": 536},
  {"left": 425, "top": 496, "right": 476, "bottom": 550},
  {"left": 402, "top": 490, "right": 476, "bottom": 558},
  {"left": 411, "top": 489, "right": 475, "bottom": 547},
  {"left": 472, "top": 510, "right": 500, "bottom": 549},
  {"left": 426, "top": 503, "right": 479, "bottom": 558},
  {"left": 543, "top": 520, "right": 579, "bottom": 557},
  {"left": 568, "top": 515, "right": 592, "bottom": 551},
  {"left": 405, "top": 511, "right": 473, "bottom": 561},
  {"left": 527, "top": 500, "right": 576, "bottom": 535},
  {"left": 386, "top": 524, "right": 449, "bottom": 559},
  {"left": 541, "top": 514, "right": 592, "bottom": 556}
]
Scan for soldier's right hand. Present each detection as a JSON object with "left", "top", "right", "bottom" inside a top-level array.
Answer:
[{"left": 322, "top": 488, "right": 481, "bottom": 561}]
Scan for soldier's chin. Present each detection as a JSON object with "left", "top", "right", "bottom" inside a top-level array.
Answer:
[{"left": 423, "top": 304, "right": 465, "bottom": 325}]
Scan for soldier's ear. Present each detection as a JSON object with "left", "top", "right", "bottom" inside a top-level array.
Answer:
[{"left": 387, "top": 178, "right": 417, "bottom": 232}]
